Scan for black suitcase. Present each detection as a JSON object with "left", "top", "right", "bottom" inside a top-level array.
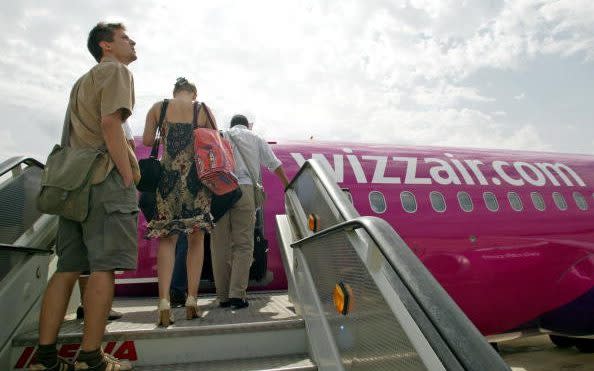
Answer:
[{"left": 250, "top": 228, "right": 268, "bottom": 281}]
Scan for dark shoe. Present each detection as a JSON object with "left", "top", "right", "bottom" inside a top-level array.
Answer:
[
  {"left": 29, "top": 356, "right": 74, "bottom": 370},
  {"left": 76, "top": 305, "right": 84, "bottom": 320},
  {"left": 107, "top": 309, "right": 123, "bottom": 321},
  {"left": 170, "top": 289, "right": 186, "bottom": 308},
  {"left": 218, "top": 300, "right": 231, "bottom": 308},
  {"left": 76, "top": 306, "right": 123, "bottom": 321},
  {"left": 229, "top": 298, "right": 249, "bottom": 309}
]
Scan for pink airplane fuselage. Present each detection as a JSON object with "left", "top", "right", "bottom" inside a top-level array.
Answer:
[{"left": 119, "top": 139, "right": 594, "bottom": 338}]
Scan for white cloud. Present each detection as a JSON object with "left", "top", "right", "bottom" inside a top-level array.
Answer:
[
  {"left": 514, "top": 93, "right": 526, "bottom": 100},
  {"left": 413, "top": 82, "right": 495, "bottom": 107},
  {"left": 0, "top": 0, "right": 593, "bottom": 160}
]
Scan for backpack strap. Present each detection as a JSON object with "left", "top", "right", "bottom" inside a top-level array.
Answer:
[
  {"left": 150, "top": 99, "right": 169, "bottom": 158},
  {"left": 193, "top": 101, "right": 217, "bottom": 130}
]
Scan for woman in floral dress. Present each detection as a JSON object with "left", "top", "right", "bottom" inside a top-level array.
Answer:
[{"left": 142, "top": 77, "right": 216, "bottom": 326}]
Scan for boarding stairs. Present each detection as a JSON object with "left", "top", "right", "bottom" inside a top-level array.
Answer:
[{"left": 0, "top": 157, "right": 509, "bottom": 370}]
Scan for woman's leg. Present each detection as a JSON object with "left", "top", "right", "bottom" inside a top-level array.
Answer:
[
  {"left": 158, "top": 234, "right": 179, "bottom": 300},
  {"left": 186, "top": 230, "right": 205, "bottom": 298}
]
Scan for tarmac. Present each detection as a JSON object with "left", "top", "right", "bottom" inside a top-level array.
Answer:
[{"left": 500, "top": 335, "right": 594, "bottom": 371}]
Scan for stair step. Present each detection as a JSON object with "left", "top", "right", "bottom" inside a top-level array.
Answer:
[
  {"left": 134, "top": 354, "right": 316, "bottom": 371},
  {"left": 11, "top": 293, "right": 309, "bottom": 368}
]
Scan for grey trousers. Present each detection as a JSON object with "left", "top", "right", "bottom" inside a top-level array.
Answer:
[
  {"left": 56, "top": 170, "right": 139, "bottom": 272},
  {"left": 210, "top": 185, "right": 256, "bottom": 300}
]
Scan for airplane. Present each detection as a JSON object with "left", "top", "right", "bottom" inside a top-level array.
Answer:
[{"left": 116, "top": 138, "right": 594, "bottom": 352}]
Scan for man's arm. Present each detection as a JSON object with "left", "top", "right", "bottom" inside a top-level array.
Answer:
[
  {"left": 258, "top": 137, "right": 289, "bottom": 188},
  {"left": 102, "top": 110, "right": 133, "bottom": 187},
  {"left": 273, "top": 165, "right": 290, "bottom": 188}
]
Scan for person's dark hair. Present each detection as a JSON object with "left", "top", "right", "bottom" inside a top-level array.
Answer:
[
  {"left": 230, "top": 114, "right": 249, "bottom": 128},
  {"left": 87, "top": 22, "right": 126, "bottom": 62},
  {"left": 173, "top": 77, "right": 197, "bottom": 96}
]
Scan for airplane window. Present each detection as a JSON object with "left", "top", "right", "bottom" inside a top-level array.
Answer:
[
  {"left": 507, "top": 192, "right": 523, "bottom": 211},
  {"left": 531, "top": 192, "right": 546, "bottom": 211},
  {"left": 430, "top": 191, "right": 446, "bottom": 213},
  {"left": 400, "top": 191, "right": 417, "bottom": 213},
  {"left": 573, "top": 191, "right": 588, "bottom": 211},
  {"left": 483, "top": 192, "right": 499, "bottom": 212},
  {"left": 457, "top": 191, "right": 473, "bottom": 212},
  {"left": 552, "top": 192, "right": 567, "bottom": 211},
  {"left": 369, "top": 191, "right": 387, "bottom": 214}
]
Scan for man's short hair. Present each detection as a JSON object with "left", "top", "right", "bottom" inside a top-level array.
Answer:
[
  {"left": 230, "top": 114, "right": 249, "bottom": 128},
  {"left": 87, "top": 22, "right": 126, "bottom": 62}
]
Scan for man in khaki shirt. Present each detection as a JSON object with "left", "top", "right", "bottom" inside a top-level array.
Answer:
[{"left": 31, "top": 23, "right": 138, "bottom": 371}]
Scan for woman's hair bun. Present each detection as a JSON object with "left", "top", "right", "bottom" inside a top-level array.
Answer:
[
  {"left": 173, "top": 77, "right": 197, "bottom": 95},
  {"left": 175, "top": 77, "right": 188, "bottom": 86}
]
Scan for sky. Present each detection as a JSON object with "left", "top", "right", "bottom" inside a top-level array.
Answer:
[{"left": 1, "top": 0, "right": 593, "bottom": 162}]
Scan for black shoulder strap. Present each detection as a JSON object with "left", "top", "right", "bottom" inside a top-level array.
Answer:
[{"left": 150, "top": 99, "right": 169, "bottom": 158}]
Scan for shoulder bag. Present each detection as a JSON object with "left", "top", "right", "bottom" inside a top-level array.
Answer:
[
  {"left": 36, "top": 79, "right": 104, "bottom": 222},
  {"left": 137, "top": 99, "right": 169, "bottom": 192},
  {"left": 137, "top": 100, "right": 169, "bottom": 222},
  {"left": 192, "top": 102, "right": 239, "bottom": 196}
]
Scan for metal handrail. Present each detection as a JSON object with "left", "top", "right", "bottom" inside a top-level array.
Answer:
[
  {"left": 292, "top": 216, "right": 509, "bottom": 371},
  {"left": 286, "top": 158, "right": 509, "bottom": 370},
  {"left": 0, "top": 156, "right": 44, "bottom": 177},
  {"left": 0, "top": 243, "right": 53, "bottom": 255}
]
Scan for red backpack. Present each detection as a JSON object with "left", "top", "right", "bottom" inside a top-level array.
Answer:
[{"left": 192, "top": 103, "right": 239, "bottom": 195}]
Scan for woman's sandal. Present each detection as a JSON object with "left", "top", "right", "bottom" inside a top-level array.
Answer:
[
  {"left": 157, "top": 298, "right": 174, "bottom": 327},
  {"left": 185, "top": 295, "right": 202, "bottom": 319}
]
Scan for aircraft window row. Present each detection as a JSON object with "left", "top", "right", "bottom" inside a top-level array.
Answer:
[{"left": 368, "top": 190, "right": 592, "bottom": 214}]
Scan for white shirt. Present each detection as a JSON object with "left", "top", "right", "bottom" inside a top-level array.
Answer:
[
  {"left": 224, "top": 125, "right": 282, "bottom": 186},
  {"left": 122, "top": 121, "right": 133, "bottom": 140}
]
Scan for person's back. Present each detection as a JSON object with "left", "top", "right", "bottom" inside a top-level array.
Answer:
[
  {"left": 225, "top": 125, "right": 268, "bottom": 184},
  {"left": 142, "top": 77, "right": 216, "bottom": 327},
  {"left": 160, "top": 98, "right": 195, "bottom": 124},
  {"left": 210, "top": 114, "right": 289, "bottom": 310}
]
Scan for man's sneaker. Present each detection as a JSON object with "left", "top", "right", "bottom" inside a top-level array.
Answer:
[
  {"left": 74, "top": 352, "right": 132, "bottom": 370},
  {"left": 76, "top": 306, "right": 123, "bottom": 321},
  {"left": 29, "top": 357, "right": 73, "bottom": 371},
  {"left": 229, "top": 298, "right": 249, "bottom": 309}
]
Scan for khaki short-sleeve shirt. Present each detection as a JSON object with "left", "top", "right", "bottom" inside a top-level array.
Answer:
[{"left": 69, "top": 56, "right": 139, "bottom": 184}]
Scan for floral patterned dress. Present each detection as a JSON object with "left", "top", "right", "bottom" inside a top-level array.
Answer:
[{"left": 147, "top": 120, "right": 213, "bottom": 238}]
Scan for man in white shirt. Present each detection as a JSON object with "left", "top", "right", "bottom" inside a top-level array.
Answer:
[
  {"left": 211, "top": 114, "right": 289, "bottom": 309},
  {"left": 122, "top": 120, "right": 135, "bottom": 149}
]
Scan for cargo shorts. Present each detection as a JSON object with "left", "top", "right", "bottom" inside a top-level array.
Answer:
[{"left": 56, "top": 170, "right": 139, "bottom": 272}]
